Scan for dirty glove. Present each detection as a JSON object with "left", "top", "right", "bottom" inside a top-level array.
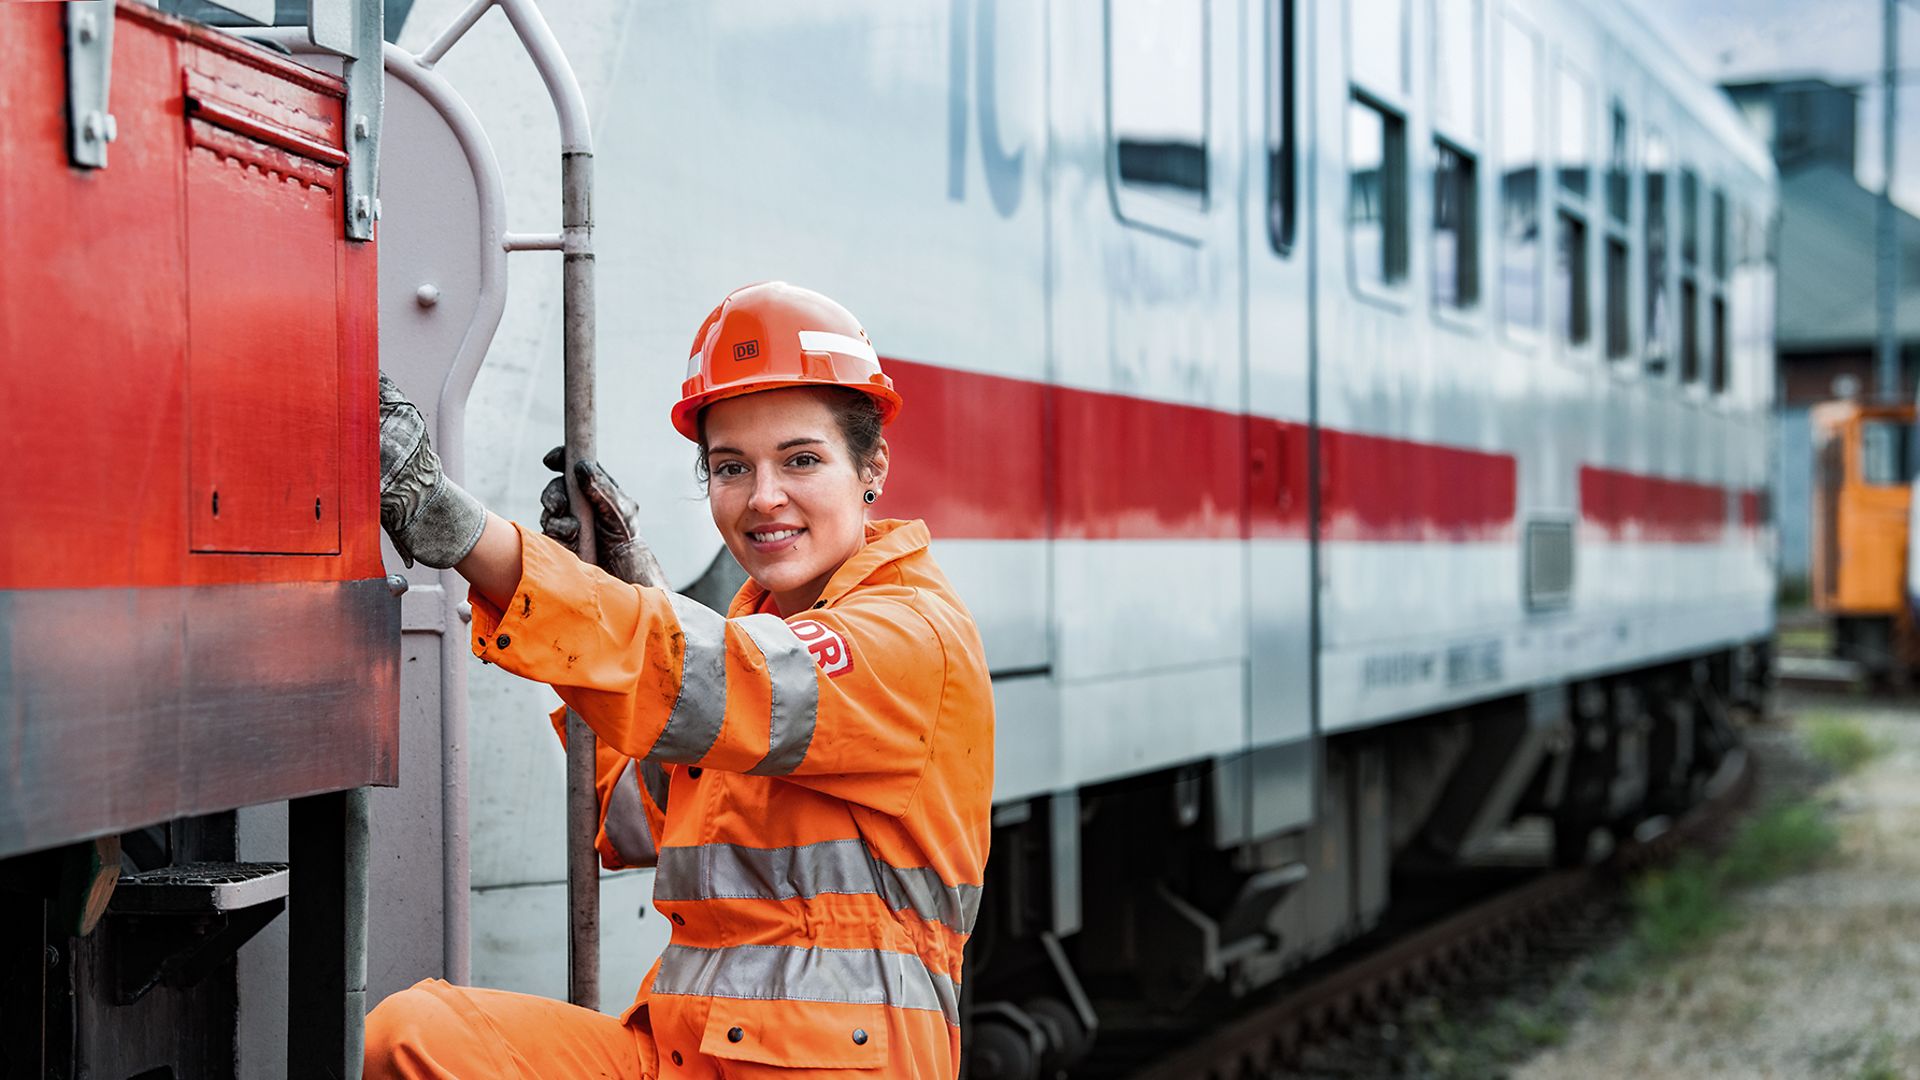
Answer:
[
  {"left": 378, "top": 373, "right": 488, "bottom": 569},
  {"left": 540, "top": 446, "right": 666, "bottom": 587}
]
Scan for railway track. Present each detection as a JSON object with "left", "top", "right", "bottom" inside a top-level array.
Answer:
[{"left": 1108, "top": 748, "right": 1757, "bottom": 1080}]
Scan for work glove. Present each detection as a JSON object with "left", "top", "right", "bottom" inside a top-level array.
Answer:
[
  {"left": 539, "top": 447, "right": 667, "bottom": 588},
  {"left": 378, "top": 373, "right": 488, "bottom": 569}
]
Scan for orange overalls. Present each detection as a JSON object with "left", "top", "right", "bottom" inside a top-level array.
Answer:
[{"left": 366, "top": 518, "right": 994, "bottom": 1078}]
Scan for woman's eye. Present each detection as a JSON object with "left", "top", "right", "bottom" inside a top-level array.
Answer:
[
  {"left": 714, "top": 461, "right": 747, "bottom": 478},
  {"left": 789, "top": 453, "right": 821, "bottom": 469}
]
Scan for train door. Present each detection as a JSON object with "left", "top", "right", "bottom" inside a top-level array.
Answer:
[
  {"left": 1045, "top": 0, "right": 1249, "bottom": 785},
  {"left": 1234, "top": 0, "right": 1316, "bottom": 842}
]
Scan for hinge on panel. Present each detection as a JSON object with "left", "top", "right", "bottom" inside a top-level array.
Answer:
[
  {"left": 303, "top": 0, "right": 385, "bottom": 241},
  {"left": 63, "top": 1, "right": 117, "bottom": 169}
]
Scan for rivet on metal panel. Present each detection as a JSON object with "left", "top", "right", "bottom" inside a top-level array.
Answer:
[
  {"left": 354, "top": 196, "right": 372, "bottom": 221},
  {"left": 457, "top": 602, "right": 473, "bottom": 623},
  {"left": 386, "top": 574, "right": 410, "bottom": 597},
  {"left": 415, "top": 284, "right": 441, "bottom": 308},
  {"left": 353, "top": 115, "right": 370, "bottom": 141},
  {"left": 74, "top": 11, "right": 96, "bottom": 43}
]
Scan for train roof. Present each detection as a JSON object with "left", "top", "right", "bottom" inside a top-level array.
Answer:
[{"left": 1593, "top": 0, "right": 1779, "bottom": 188}]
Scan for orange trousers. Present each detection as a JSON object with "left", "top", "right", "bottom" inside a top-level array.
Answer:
[{"left": 365, "top": 979, "right": 660, "bottom": 1079}]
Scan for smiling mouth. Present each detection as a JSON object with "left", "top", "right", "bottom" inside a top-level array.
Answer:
[{"left": 748, "top": 527, "right": 805, "bottom": 543}]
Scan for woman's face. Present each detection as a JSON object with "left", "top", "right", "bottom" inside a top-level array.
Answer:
[{"left": 703, "top": 388, "right": 888, "bottom": 616}]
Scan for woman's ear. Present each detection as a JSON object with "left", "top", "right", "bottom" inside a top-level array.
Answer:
[{"left": 864, "top": 437, "right": 891, "bottom": 492}]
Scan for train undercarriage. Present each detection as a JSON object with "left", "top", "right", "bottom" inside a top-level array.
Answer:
[{"left": 963, "top": 640, "right": 1771, "bottom": 1080}]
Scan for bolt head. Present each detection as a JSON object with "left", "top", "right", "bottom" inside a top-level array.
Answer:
[
  {"left": 416, "top": 284, "right": 441, "bottom": 308},
  {"left": 353, "top": 115, "right": 370, "bottom": 140},
  {"left": 354, "top": 195, "right": 372, "bottom": 220},
  {"left": 75, "top": 12, "right": 96, "bottom": 42}
]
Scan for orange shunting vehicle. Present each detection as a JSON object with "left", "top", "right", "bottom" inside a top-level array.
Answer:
[{"left": 1810, "top": 398, "right": 1918, "bottom": 679}]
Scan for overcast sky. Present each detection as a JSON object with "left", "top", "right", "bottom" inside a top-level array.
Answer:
[{"left": 1655, "top": 0, "right": 1920, "bottom": 208}]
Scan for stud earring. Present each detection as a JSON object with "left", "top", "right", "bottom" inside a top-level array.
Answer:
[{"left": 863, "top": 490, "right": 878, "bottom": 504}]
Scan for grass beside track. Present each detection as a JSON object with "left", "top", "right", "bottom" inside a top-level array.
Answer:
[{"left": 1410, "top": 717, "right": 1878, "bottom": 1078}]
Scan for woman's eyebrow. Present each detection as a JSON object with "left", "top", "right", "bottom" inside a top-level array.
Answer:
[{"left": 777, "top": 437, "right": 827, "bottom": 450}]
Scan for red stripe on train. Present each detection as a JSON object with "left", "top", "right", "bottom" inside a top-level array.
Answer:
[
  {"left": 1579, "top": 466, "right": 1766, "bottom": 543},
  {"left": 883, "top": 358, "right": 1761, "bottom": 545},
  {"left": 881, "top": 359, "right": 1508, "bottom": 542}
]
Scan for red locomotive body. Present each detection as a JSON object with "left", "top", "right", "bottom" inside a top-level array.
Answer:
[{"left": 1, "top": 4, "right": 395, "bottom": 1075}]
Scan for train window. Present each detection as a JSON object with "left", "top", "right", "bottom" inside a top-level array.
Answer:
[
  {"left": 1711, "top": 189, "right": 1728, "bottom": 280},
  {"left": 1268, "top": 0, "right": 1298, "bottom": 254},
  {"left": 1557, "top": 211, "right": 1591, "bottom": 345},
  {"left": 1499, "top": 15, "right": 1541, "bottom": 330},
  {"left": 1350, "top": 97, "right": 1410, "bottom": 287},
  {"left": 1862, "top": 421, "right": 1912, "bottom": 486},
  {"left": 1680, "top": 279, "right": 1700, "bottom": 382},
  {"left": 1351, "top": 0, "right": 1409, "bottom": 96},
  {"left": 1557, "top": 68, "right": 1589, "bottom": 197},
  {"left": 1555, "top": 66, "right": 1592, "bottom": 348},
  {"left": 1680, "top": 169, "right": 1699, "bottom": 268},
  {"left": 1431, "top": 0, "right": 1480, "bottom": 309},
  {"left": 1644, "top": 128, "right": 1670, "bottom": 377},
  {"left": 1432, "top": 0, "right": 1478, "bottom": 139},
  {"left": 1604, "top": 99, "right": 1632, "bottom": 361},
  {"left": 1109, "top": 0, "right": 1207, "bottom": 204},
  {"left": 1606, "top": 102, "right": 1629, "bottom": 225},
  {"left": 1710, "top": 295, "right": 1728, "bottom": 393},
  {"left": 1435, "top": 142, "right": 1479, "bottom": 307},
  {"left": 1606, "top": 236, "right": 1630, "bottom": 358}
]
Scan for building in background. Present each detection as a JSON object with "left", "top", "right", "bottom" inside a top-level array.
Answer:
[{"left": 1726, "top": 77, "right": 1920, "bottom": 594}]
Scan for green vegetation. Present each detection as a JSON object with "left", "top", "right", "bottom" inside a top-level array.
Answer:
[
  {"left": 1801, "top": 715, "right": 1884, "bottom": 775},
  {"left": 1629, "top": 799, "right": 1838, "bottom": 961}
]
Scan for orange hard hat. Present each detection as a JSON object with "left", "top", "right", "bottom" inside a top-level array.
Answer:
[{"left": 670, "top": 282, "right": 903, "bottom": 442}]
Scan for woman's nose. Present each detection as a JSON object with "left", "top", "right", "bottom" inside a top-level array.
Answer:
[{"left": 748, "top": 472, "right": 787, "bottom": 514}]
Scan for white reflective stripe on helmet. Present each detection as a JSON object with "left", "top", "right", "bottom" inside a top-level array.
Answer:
[{"left": 796, "top": 330, "right": 877, "bottom": 365}]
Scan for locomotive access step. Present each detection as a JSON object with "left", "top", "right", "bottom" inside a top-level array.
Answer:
[
  {"left": 110, "top": 860, "right": 290, "bottom": 913},
  {"left": 106, "top": 861, "right": 291, "bottom": 1004}
]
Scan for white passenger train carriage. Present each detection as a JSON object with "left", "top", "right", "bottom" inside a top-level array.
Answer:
[{"left": 377, "top": 0, "right": 1775, "bottom": 1072}]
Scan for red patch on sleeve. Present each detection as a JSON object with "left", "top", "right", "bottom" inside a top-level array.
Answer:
[{"left": 788, "top": 619, "right": 853, "bottom": 678}]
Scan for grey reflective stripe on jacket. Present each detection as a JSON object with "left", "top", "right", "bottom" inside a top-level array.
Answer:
[
  {"left": 651, "top": 943, "right": 961, "bottom": 1025},
  {"left": 651, "top": 594, "right": 729, "bottom": 762},
  {"left": 602, "top": 760, "right": 658, "bottom": 867},
  {"left": 647, "top": 595, "right": 821, "bottom": 775},
  {"left": 654, "top": 839, "right": 981, "bottom": 935},
  {"left": 733, "top": 613, "right": 820, "bottom": 775}
]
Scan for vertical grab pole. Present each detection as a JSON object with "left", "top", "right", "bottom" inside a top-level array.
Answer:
[
  {"left": 560, "top": 147, "right": 600, "bottom": 1010},
  {"left": 490, "top": 0, "right": 601, "bottom": 1010}
]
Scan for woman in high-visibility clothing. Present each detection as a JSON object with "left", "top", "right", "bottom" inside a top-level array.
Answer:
[{"left": 366, "top": 282, "right": 993, "bottom": 1078}]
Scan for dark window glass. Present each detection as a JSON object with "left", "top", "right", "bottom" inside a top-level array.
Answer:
[
  {"left": 1862, "top": 421, "right": 1913, "bottom": 486},
  {"left": 1681, "top": 279, "right": 1699, "bottom": 382},
  {"left": 1557, "top": 210, "right": 1590, "bottom": 345},
  {"left": 1710, "top": 296, "right": 1728, "bottom": 393},
  {"left": 1268, "top": 0, "right": 1297, "bottom": 253},
  {"left": 1680, "top": 169, "right": 1699, "bottom": 267},
  {"left": 1644, "top": 132, "right": 1669, "bottom": 375},
  {"left": 1501, "top": 17, "right": 1540, "bottom": 329},
  {"left": 1607, "top": 102, "right": 1629, "bottom": 225},
  {"left": 1434, "top": 141, "right": 1479, "bottom": 308},
  {"left": 1110, "top": 0, "right": 1207, "bottom": 201},
  {"left": 1350, "top": 96, "right": 1409, "bottom": 286},
  {"left": 1712, "top": 189, "right": 1728, "bottom": 279},
  {"left": 1606, "top": 237, "right": 1630, "bottom": 358}
]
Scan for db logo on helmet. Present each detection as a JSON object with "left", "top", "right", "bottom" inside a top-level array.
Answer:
[{"left": 789, "top": 620, "right": 853, "bottom": 678}]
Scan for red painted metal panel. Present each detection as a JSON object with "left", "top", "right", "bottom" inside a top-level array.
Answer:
[
  {"left": 0, "top": 5, "right": 381, "bottom": 589},
  {"left": 1319, "top": 429, "right": 1517, "bottom": 543},
  {"left": 1579, "top": 466, "right": 1737, "bottom": 543},
  {"left": 882, "top": 359, "right": 1050, "bottom": 539}
]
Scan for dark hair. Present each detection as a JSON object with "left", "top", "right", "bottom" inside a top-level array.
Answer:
[{"left": 694, "top": 386, "right": 886, "bottom": 486}]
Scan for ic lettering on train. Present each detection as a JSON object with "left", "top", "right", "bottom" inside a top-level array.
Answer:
[{"left": 789, "top": 619, "right": 853, "bottom": 678}]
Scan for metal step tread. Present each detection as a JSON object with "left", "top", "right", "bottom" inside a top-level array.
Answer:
[{"left": 111, "top": 860, "right": 290, "bottom": 914}]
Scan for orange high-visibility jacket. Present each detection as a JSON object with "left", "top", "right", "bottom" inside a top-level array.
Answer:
[{"left": 469, "top": 518, "right": 994, "bottom": 1077}]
